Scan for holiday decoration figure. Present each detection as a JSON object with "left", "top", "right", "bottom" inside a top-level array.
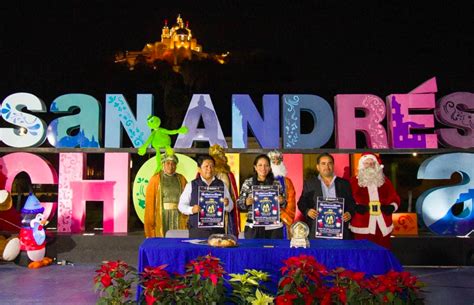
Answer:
[
  {"left": 19, "top": 194, "right": 52, "bottom": 268},
  {"left": 350, "top": 153, "right": 400, "bottom": 249},
  {"left": 137, "top": 115, "right": 188, "bottom": 172}
]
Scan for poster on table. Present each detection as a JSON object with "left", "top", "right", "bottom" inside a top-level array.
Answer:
[
  {"left": 198, "top": 186, "right": 225, "bottom": 228},
  {"left": 315, "top": 197, "right": 345, "bottom": 239},
  {"left": 252, "top": 185, "right": 280, "bottom": 226}
]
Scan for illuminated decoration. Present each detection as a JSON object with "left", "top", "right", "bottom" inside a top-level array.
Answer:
[
  {"left": 392, "top": 213, "right": 418, "bottom": 236},
  {"left": 232, "top": 94, "right": 279, "bottom": 148},
  {"left": 114, "top": 14, "right": 228, "bottom": 71},
  {"left": 335, "top": 95, "right": 388, "bottom": 149},
  {"left": 104, "top": 94, "right": 152, "bottom": 148},
  {"left": 435, "top": 92, "right": 474, "bottom": 148},
  {"left": 47, "top": 94, "right": 101, "bottom": 148},
  {"left": 175, "top": 94, "right": 227, "bottom": 148},
  {"left": 0, "top": 92, "right": 47, "bottom": 147},
  {"left": 387, "top": 78, "right": 438, "bottom": 149},
  {"left": 416, "top": 153, "right": 474, "bottom": 235},
  {"left": 0, "top": 153, "right": 58, "bottom": 221},
  {"left": 0, "top": 78, "right": 470, "bottom": 150},
  {"left": 58, "top": 153, "right": 130, "bottom": 233},
  {"left": 132, "top": 154, "right": 197, "bottom": 223},
  {"left": 282, "top": 95, "right": 333, "bottom": 149}
]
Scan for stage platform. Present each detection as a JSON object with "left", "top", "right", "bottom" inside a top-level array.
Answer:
[{"left": 26, "top": 232, "right": 474, "bottom": 267}]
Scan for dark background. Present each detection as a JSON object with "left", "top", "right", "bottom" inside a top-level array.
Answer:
[{"left": 1, "top": 1, "right": 472, "bottom": 121}]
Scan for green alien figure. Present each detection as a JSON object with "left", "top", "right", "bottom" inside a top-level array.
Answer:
[{"left": 138, "top": 115, "right": 188, "bottom": 171}]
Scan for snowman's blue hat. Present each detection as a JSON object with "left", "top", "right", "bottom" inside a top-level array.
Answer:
[{"left": 21, "top": 193, "right": 44, "bottom": 214}]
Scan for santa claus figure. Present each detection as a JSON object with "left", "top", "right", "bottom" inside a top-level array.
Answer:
[{"left": 350, "top": 153, "right": 400, "bottom": 249}]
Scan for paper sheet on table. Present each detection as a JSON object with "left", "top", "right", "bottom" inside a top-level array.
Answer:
[{"left": 181, "top": 239, "right": 208, "bottom": 245}]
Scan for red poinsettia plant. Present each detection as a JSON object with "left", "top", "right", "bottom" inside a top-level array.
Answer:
[
  {"left": 139, "top": 254, "right": 227, "bottom": 305},
  {"left": 276, "top": 254, "right": 328, "bottom": 305},
  {"left": 276, "top": 254, "right": 425, "bottom": 305},
  {"left": 359, "top": 270, "right": 425, "bottom": 304},
  {"left": 180, "top": 253, "right": 227, "bottom": 304},
  {"left": 140, "top": 264, "right": 186, "bottom": 305},
  {"left": 94, "top": 260, "right": 137, "bottom": 305}
]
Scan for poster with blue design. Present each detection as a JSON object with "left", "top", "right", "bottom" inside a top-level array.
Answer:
[
  {"left": 198, "top": 186, "right": 225, "bottom": 228},
  {"left": 252, "top": 185, "right": 280, "bottom": 226},
  {"left": 315, "top": 197, "right": 344, "bottom": 239}
]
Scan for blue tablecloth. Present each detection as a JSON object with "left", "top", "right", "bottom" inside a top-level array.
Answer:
[{"left": 137, "top": 238, "right": 402, "bottom": 297}]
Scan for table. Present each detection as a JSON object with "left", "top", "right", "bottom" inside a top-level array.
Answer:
[{"left": 138, "top": 238, "right": 402, "bottom": 296}]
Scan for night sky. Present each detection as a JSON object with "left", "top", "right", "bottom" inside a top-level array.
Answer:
[{"left": 1, "top": 0, "right": 472, "bottom": 115}]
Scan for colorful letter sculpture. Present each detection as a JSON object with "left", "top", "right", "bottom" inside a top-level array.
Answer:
[
  {"left": 282, "top": 95, "right": 333, "bottom": 148},
  {"left": 387, "top": 78, "right": 438, "bottom": 149},
  {"left": 175, "top": 94, "right": 227, "bottom": 148},
  {"left": 416, "top": 153, "right": 474, "bottom": 235},
  {"left": 0, "top": 92, "right": 47, "bottom": 147},
  {"left": 105, "top": 94, "right": 152, "bottom": 148},
  {"left": 58, "top": 153, "right": 130, "bottom": 233},
  {"left": 232, "top": 94, "right": 279, "bottom": 148},
  {"left": 0, "top": 153, "right": 58, "bottom": 221},
  {"left": 47, "top": 94, "right": 101, "bottom": 147},
  {"left": 335, "top": 94, "right": 388, "bottom": 149},
  {"left": 435, "top": 92, "right": 474, "bottom": 148}
]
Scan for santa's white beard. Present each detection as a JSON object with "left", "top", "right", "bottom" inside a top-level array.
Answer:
[
  {"left": 271, "top": 163, "right": 287, "bottom": 177},
  {"left": 358, "top": 166, "right": 385, "bottom": 188}
]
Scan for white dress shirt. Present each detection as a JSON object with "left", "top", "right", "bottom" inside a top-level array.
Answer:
[{"left": 178, "top": 176, "right": 234, "bottom": 215}]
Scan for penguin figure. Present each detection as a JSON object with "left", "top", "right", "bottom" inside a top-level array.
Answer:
[{"left": 19, "top": 194, "right": 52, "bottom": 269}]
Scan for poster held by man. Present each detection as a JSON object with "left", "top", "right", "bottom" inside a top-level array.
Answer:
[
  {"left": 198, "top": 186, "right": 225, "bottom": 228},
  {"left": 315, "top": 197, "right": 345, "bottom": 239}
]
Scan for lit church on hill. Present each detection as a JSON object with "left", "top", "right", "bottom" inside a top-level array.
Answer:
[{"left": 115, "top": 14, "right": 229, "bottom": 71}]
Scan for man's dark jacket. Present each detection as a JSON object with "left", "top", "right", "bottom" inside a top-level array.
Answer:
[{"left": 297, "top": 176, "right": 355, "bottom": 239}]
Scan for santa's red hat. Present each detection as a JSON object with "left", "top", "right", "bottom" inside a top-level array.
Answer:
[{"left": 358, "top": 153, "right": 383, "bottom": 170}]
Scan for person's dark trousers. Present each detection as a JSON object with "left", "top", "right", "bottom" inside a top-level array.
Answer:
[
  {"left": 189, "top": 227, "right": 225, "bottom": 239},
  {"left": 244, "top": 226, "right": 284, "bottom": 239}
]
